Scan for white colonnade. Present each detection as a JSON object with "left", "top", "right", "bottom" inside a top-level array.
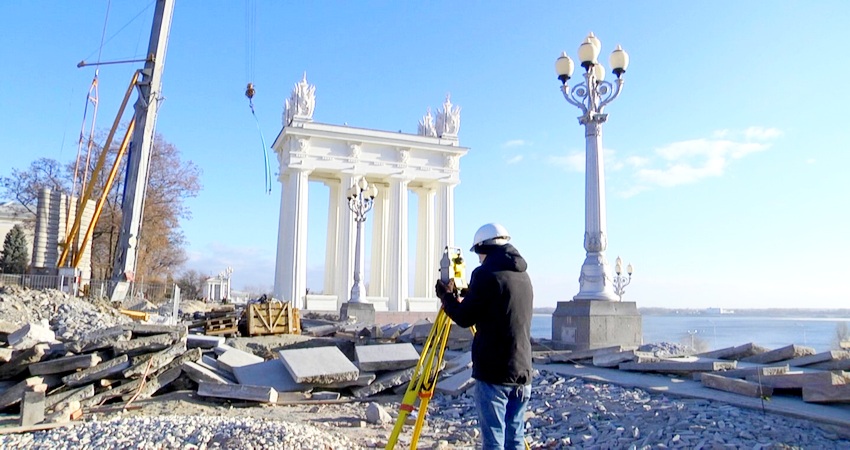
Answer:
[{"left": 272, "top": 76, "right": 466, "bottom": 312}]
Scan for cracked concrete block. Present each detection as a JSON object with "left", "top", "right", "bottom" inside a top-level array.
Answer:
[
  {"left": 355, "top": 343, "right": 420, "bottom": 372},
  {"left": 232, "top": 360, "right": 312, "bottom": 393},
  {"left": 278, "top": 347, "right": 358, "bottom": 384}
]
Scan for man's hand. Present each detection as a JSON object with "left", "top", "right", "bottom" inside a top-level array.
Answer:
[{"left": 435, "top": 278, "right": 456, "bottom": 299}]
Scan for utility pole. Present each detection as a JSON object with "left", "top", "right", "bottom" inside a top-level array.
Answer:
[{"left": 110, "top": 0, "right": 175, "bottom": 300}]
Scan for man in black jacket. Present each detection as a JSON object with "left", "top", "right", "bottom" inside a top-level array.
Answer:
[{"left": 436, "top": 223, "right": 533, "bottom": 450}]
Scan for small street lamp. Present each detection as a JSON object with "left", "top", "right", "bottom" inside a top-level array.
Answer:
[
  {"left": 612, "top": 256, "right": 633, "bottom": 300},
  {"left": 555, "top": 32, "right": 630, "bottom": 301},
  {"left": 347, "top": 177, "right": 378, "bottom": 303}
]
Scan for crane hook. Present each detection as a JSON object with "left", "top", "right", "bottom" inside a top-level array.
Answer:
[{"left": 245, "top": 82, "right": 256, "bottom": 100}]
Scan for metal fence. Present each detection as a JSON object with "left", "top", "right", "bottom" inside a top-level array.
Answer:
[{"left": 0, "top": 274, "right": 176, "bottom": 305}]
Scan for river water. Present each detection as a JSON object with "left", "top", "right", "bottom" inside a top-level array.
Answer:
[{"left": 531, "top": 314, "right": 850, "bottom": 352}]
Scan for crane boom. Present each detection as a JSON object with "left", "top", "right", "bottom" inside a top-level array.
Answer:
[{"left": 110, "top": 0, "right": 175, "bottom": 300}]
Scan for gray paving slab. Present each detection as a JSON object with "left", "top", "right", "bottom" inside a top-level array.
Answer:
[
  {"left": 62, "top": 354, "right": 130, "bottom": 387},
  {"left": 436, "top": 367, "right": 475, "bottom": 395},
  {"left": 232, "top": 360, "right": 313, "bottom": 393},
  {"left": 183, "top": 361, "right": 234, "bottom": 385},
  {"left": 278, "top": 347, "right": 359, "bottom": 384},
  {"left": 187, "top": 334, "right": 225, "bottom": 349},
  {"left": 19, "top": 391, "right": 45, "bottom": 426},
  {"left": 351, "top": 366, "right": 416, "bottom": 399},
  {"left": 355, "top": 343, "right": 420, "bottom": 372},
  {"left": 538, "top": 363, "right": 850, "bottom": 430},
  {"left": 217, "top": 349, "right": 264, "bottom": 373},
  {"left": 28, "top": 354, "right": 102, "bottom": 375},
  {"left": 197, "top": 382, "right": 278, "bottom": 403}
]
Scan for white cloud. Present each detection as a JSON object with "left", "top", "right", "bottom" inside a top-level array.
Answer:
[
  {"left": 502, "top": 139, "right": 529, "bottom": 148},
  {"left": 744, "top": 126, "right": 783, "bottom": 141},
  {"left": 506, "top": 154, "right": 524, "bottom": 165},
  {"left": 806, "top": 158, "right": 816, "bottom": 164}
]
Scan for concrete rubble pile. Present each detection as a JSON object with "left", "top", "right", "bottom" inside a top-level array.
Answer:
[
  {"left": 0, "top": 287, "right": 481, "bottom": 433},
  {"left": 533, "top": 340, "right": 850, "bottom": 403}
]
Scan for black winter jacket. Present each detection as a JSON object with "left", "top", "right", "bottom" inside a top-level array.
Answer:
[{"left": 441, "top": 244, "right": 533, "bottom": 386}]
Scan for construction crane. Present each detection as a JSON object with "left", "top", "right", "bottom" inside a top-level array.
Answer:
[{"left": 109, "top": 0, "right": 175, "bottom": 301}]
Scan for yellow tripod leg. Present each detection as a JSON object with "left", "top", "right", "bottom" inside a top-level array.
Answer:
[
  {"left": 409, "top": 312, "right": 452, "bottom": 449},
  {"left": 386, "top": 309, "right": 451, "bottom": 450}
]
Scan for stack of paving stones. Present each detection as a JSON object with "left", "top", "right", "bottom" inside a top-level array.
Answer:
[{"left": 533, "top": 341, "right": 850, "bottom": 404}]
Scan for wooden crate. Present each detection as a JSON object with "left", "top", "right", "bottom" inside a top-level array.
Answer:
[
  {"left": 204, "top": 316, "right": 240, "bottom": 337},
  {"left": 245, "top": 301, "right": 301, "bottom": 336}
]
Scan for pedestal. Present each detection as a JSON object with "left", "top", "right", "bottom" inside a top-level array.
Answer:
[
  {"left": 552, "top": 300, "right": 642, "bottom": 350},
  {"left": 339, "top": 302, "right": 376, "bottom": 325}
]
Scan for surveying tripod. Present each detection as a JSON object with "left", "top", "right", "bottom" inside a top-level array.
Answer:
[{"left": 385, "top": 248, "right": 531, "bottom": 450}]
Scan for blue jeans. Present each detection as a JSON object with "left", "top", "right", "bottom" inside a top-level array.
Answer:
[{"left": 474, "top": 380, "right": 531, "bottom": 450}]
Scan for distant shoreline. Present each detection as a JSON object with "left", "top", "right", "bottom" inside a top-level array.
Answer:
[{"left": 533, "top": 307, "right": 850, "bottom": 318}]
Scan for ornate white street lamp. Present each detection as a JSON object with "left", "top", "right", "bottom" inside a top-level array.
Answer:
[
  {"left": 555, "top": 32, "right": 630, "bottom": 301},
  {"left": 612, "top": 256, "right": 633, "bottom": 300},
  {"left": 347, "top": 177, "right": 378, "bottom": 303}
]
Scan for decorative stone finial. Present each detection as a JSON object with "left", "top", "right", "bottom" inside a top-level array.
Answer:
[
  {"left": 435, "top": 94, "right": 461, "bottom": 138},
  {"left": 283, "top": 72, "right": 316, "bottom": 126},
  {"left": 417, "top": 108, "right": 437, "bottom": 137}
]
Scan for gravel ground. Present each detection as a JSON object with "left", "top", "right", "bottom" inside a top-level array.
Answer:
[{"left": 1, "top": 370, "right": 847, "bottom": 449}]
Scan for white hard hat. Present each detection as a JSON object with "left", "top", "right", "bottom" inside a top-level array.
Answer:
[{"left": 471, "top": 223, "right": 511, "bottom": 252}]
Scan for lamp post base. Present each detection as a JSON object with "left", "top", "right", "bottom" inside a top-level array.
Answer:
[
  {"left": 551, "top": 299, "right": 642, "bottom": 350},
  {"left": 339, "top": 301, "right": 376, "bottom": 325}
]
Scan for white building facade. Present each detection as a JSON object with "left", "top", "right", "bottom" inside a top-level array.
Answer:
[{"left": 273, "top": 75, "right": 467, "bottom": 312}]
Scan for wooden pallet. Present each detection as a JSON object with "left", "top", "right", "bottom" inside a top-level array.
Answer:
[
  {"left": 245, "top": 301, "right": 301, "bottom": 336},
  {"left": 204, "top": 316, "right": 239, "bottom": 337}
]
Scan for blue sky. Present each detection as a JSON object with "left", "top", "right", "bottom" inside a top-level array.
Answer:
[{"left": 2, "top": 1, "right": 849, "bottom": 309}]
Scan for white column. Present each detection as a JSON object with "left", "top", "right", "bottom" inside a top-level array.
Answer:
[
  {"left": 336, "top": 174, "right": 356, "bottom": 309},
  {"left": 323, "top": 179, "right": 340, "bottom": 295},
  {"left": 414, "top": 186, "right": 436, "bottom": 297},
  {"left": 433, "top": 182, "right": 457, "bottom": 286},
  {"left": 387, "top": 177, "right": 409, "bottom": 311},
  {"left": 273, "top": 167, "right": 311, "bottom": 309},
  {"left": 574, "top": 119, "right": 619, "bottom": 301},
  {"left": 369, "top": 183, "right": 389, "bottom": 297}
]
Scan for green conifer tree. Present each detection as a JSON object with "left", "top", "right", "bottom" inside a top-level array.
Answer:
[{"left": 1, "top": 225, "right": 29, "bottom": 274}]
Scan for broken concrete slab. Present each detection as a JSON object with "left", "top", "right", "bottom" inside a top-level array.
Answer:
[
  {"left": 187, "top": 334, "right": 225, "bottom": 349},
  {"left": 808, "top": 359, "right": 850, "bottom": 371},
  {"left": 278, "top": 347, "right": 359, "bottom": 384},
  {"left": 740, "top": 344, "right": 816, "bottom": 364},
  {"left": 159, "top": 348, "right": 202, "bottom": 373},
  {"left": 122, "top": 341, "right": 187, "bottom": 379},
  {"left": 232, "top": 360, "right": 313, "bottom": 393},
  {"left": 803, "top": 383, "right": 850, "bottom": 403},
  {"left": 65, "top": 328, "right": 131, "bottom": 353},
  {"left": 0, "top": 348, "right": 12, "bottom": 363},
  {"left": 182, "top": 361, "right": 234, "bottom": 385},
  {"left": 745, "top": 371, "right": 848, "bottom": 389},
  {"left": 712, "top": 365, "right": 789, "bottom": 379},
  {"left": 112, "top": 333, "right": 180, "bottom": 357},
  {"left": 19, "top": 391, "right": 46, "bottom": 426},
  {"left": 217, "top": 349, "right": 265, "bottom": 373},
  {"left": 124, "top": 323, "right": 188, "bottom": 337},
  {"left": 0, "top": 344, "right": 49, "bottom": 379},
  {"left": 310, "top": 391, "right": 341, "bottom": 401},
  {"left": 121, "top": 366, "right": 183, "bottom": 401},
  {"left": 593, "top": 350, "right": 655, "bottom": 368},
  {"left": 700, "top": 372, "right": 773, "bottom": 398},
  {"left": 697, "top": 343, "right": 769, "bottom": 360},
  {"left": 8, "top": 323, "right": 56, "bottom": 349},
  {"left": 436, "top": 367, "right": 475, "bottom": 395},
  {"left": 785, "top": 350, "right": 850, "bottom": 368},
  {"left": 351, "top": 366, "right": 416, "bottom": 399},
  {"left": 355, "top": 343, "right": 420, "bottom": 372},
  {"left": 619, "top": 358, "right": 736, "bottom": 373},
  {"left": 197, "top": 381, "right": 278, "bottom": 403},
  {"left": 322, "top": 372, "right": 376, "bottom": 389},
  {"left": 45, "top": 384, "right": 95, "bottom": 412},
  {"left": 29, "top": 354, "right": 102, "bottom": 376},
  {"left": 44, "top": 400, "right": 80, "bottom": 424},
  {"left": 548, "top": 345, "right": 633, "bottom": 364},
  {"left": 62, "top": 354, "right": 130, "bottom": 387},
  {"left": 0, "top": 377, "right": 47, "bottom": 410},
  {"left": 443, "top": 352, "right": 472, "bottom": 375}
]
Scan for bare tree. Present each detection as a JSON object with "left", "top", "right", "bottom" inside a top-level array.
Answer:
[
  {"left": 0, "top": 158, "right": 69, "bottom": 214},
  {"left": 1, "top": 131, "right": 201, "bottom": 282}
]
